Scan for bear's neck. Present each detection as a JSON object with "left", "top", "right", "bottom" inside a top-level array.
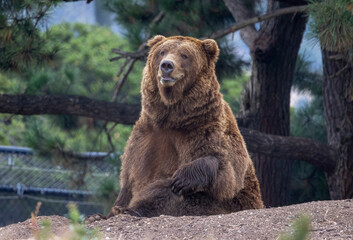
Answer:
[{"left": 141, "top": 75, "right": 223, "bottom": 131}]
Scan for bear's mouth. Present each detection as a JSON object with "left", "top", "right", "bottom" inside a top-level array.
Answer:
[{"left": 160, "top": 77, "right": 176, "bottom": 86}]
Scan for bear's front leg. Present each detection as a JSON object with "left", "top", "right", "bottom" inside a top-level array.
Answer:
[{"left": 171, "top": 156, "right": 218, "bottom": 196}]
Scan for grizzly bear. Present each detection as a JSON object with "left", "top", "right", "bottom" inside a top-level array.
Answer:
[{"left": 97, "top": 35, "right": 263, "bottom": 220}]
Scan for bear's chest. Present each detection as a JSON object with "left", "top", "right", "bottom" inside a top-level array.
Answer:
[{"left": 133, "top": 128, "right": 187, "bottom": 184}]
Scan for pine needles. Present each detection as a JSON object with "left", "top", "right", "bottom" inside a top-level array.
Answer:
[{"left": 308, "top": 0, "right": 353, "bottom": 52}]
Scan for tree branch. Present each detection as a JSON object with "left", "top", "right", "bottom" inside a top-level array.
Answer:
[
  {"left": 0, "top": 93, "right": 337, "bottom": 172},
  {"left": 223, "top": 0, "right": 259, "bottom": 47},
  {"left": 274, "top": 0, "right": 307, "bottom": 5},
  {"left": 0, "top": 94, "right": 140, "bottom": 125},
  {"left": 110, "top": 49, "right": 148, "bottom": 62},
  {"left": 63, "top": 0, "right": 94, "bottom": 3},
  {"left": 111, "top": 58, "right": 137, "bottom": 101},
  {"left": 109, "top": 11, "right": 165, "bottom": 99},
  {"left": 239, "top": 127, "right": 337, "bottom": 173},
  {"left": 209, "top": 5, "right": 308, "bottom": 40}
]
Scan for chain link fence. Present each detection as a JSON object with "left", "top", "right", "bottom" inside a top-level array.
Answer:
[{"left": 0, "top": 146, "right": 120, "bottom": 227}]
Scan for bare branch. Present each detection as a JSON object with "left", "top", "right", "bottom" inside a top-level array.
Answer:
[
  {"left": 110, "top": 11, "right": 165, "bottom": 64},
  {"left": 0, "top": 94, "right": 141, "bottom": 124},
  {"left": 208, "top": 5, "right": 308, "bottom": 40},
  {"left": 239, "top": 127, "right": 337, "bottom": 173},
  {"left": 103, "top": 122, "right": 117, "bottom": 155},
  {"left": 150, "top": 11, "right": 165, "bottom": 27},
  {"left": 112, "top": 59, "right": 137, "bottom": 101},
  {"left": 63, "top": 0, "right": 94, "bottom": 3},
  {"left": 274, "top": 0, "right": 307, "bottom": 5},
  {"left": 223, "top": 0, "right": 259, "bottom": 46},
  {"left": 110, "top": 11, "right": 165, "bottom": 99},
  {"left": 110, "top": 49, "right": 148, "bottom": 61}
]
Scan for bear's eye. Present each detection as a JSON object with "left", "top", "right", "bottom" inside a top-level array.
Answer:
[
  {"left": 181, "top": 54, "right": 188, "bottom": 59},
  {"left": 160, "top": 50, "right": 165, "bottom": 56}
]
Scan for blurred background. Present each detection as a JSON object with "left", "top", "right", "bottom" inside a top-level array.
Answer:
[{"left": 1, "top": 0, "right": 352, "bottom": 227}]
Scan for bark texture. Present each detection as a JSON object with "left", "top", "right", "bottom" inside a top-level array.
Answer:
[
  {"left": 225, "top": 0, "right": 308, "bottom": 207},
  {"left": 322, "top": 50, "right": 353, "bottom": 200},
  {"left": 239, "top": 127, "right": 336, "bottom": 172},
  {"left": 0, "top": 94, "right": 141, "bottom": 124}
]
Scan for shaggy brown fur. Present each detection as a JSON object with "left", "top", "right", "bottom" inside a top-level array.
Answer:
[{"left": 108, "top": 35, "right": 263, "bottom": 218}]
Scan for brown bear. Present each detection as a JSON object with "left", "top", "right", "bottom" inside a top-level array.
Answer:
[{"left": 106, "top": 35, "right": 263, "bottom": 218}]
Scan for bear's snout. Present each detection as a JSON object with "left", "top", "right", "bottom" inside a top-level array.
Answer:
[{"left": 160, "top": 60, "right": 174, "bottom": 75}]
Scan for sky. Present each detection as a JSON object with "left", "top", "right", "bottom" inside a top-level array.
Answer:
[
  {"left": 49, "top": 1, "right": 319, "bottom": 108},
  {"left": 48, "top": 1, "right": 96, "bottom": 26}
]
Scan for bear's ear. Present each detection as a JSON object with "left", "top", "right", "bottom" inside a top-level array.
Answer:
[
  {"left": 202, "top": 39, "right": 219, "bottom": 63},
  {"left": 147, "top": 35, "right": 166, "bottom": 48}
]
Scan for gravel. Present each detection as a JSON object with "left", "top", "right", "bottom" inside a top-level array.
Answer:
[{"left": 1, "top": 199, "right": 352, "bottom": 240}]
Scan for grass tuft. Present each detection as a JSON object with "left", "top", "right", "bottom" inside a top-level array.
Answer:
[
  {"left": 278, "top": 215, "right": 311, "bottom": 240},
  {"left": 29, "top": 201, "right": 101, "bottom": 240}
]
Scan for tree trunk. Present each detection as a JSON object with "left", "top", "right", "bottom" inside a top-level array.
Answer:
[
  {"left": 322, "top": 50, "right": 353, "bottom": 200},
  {"left": 234, "top": 1, "right": 307, "bottom": 207}
]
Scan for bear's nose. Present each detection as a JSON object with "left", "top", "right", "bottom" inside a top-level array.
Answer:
[{"left": 160, "top": 60, "right": 174, "bottom": 74}]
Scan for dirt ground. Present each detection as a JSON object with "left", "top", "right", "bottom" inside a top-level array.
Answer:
[{"left": 0, "top": 199, "right": 352, "bottom": 240}]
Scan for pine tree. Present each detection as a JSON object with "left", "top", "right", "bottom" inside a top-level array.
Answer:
[
  {"left": 105, "top": 0, "right": 247, "bottom": 80},
  {"left": 308, "top": 0, "right": 353, "bottom": 200},
  {"left": 0, "top": 0, "right": 60, "bottom": 71}
]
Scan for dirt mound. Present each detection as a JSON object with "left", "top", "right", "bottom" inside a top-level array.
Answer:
[{"left": 1, "top": 200, "right": 352, "bottom": 239}]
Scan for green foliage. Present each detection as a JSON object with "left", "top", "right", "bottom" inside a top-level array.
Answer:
[
  {"left": 105, "top": 0, "right": 246, "bottom": 80},
  {"left": 106, "top": 0, "right": 233, "bottom": 45},
  {"left": 25, "top": 23, "right": 133, "bottom": 100},
  {"left": 1, "top": 23, "right": 135, "bottom": 153},
  {"left": 308, "top": 0, "right": 353, "bottom": 52},
  {"left": 38, "top": 219, "right": 52, "bottom": 240},
  {"left": 0, "top": 73, "right": 23, "bottom": 93},
  {"left": 289, "top": 53, "right": 330, "bottom": 203},
  {"left": 279, "top": 215, "right": 311, "bottom": 240},
  {"left": 293, "top": 52, "right": 322, "bottom": 96},
  {"left": 31, "top": 204, "right": 101, "bottom": 240},
  {"left": 291, "top": 52, "right": 326, "bottom": 143},
  {"left": 0, "top": 114, "right": 25, "bottom": 145},
  {"left": 1, "top": 21, "right": 143, "bottom": 101},
  {"left": 220, "top": 73, "right": 249, "bottom": 113},
  {"left": 68, "top": 203, "right": 83, "bottom": 224},
  {"left": 0, "top": 0, "right": 61, "bottom": 71},
  {"left": 94, "top": 176, "right": 120, "bottom": 214},
  {"left": 67, "top": 203, "right": 101, "bottom": 240},
  {"left": 1, "top": 23, "right": 134, "bottom": 193},
  {"left": 290, "top": 98, "right": 326, "bottom": 143},
  {"left": 23, "top": 116, "right": 64, "bottom": 154},
  {"left": 289, "top": 94, "right": 330, "bottom": 203},
  {"left": 22, "top": 115, "right": 131, "bottom": 157}
]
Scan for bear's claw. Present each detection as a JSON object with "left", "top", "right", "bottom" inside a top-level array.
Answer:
[
  {"left": 171, "top": 175, "right": 204, "bottom": 196},
  {"left": 84, "top": 214, "right": 107, "bottom": 224},
  {"left": 110, "top": 206, "right": 126, "bottom": 215}
]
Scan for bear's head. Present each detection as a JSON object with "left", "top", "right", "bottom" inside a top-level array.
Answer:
[{"left": 143, "top": 35, "right": 219, "bottom": 106}]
